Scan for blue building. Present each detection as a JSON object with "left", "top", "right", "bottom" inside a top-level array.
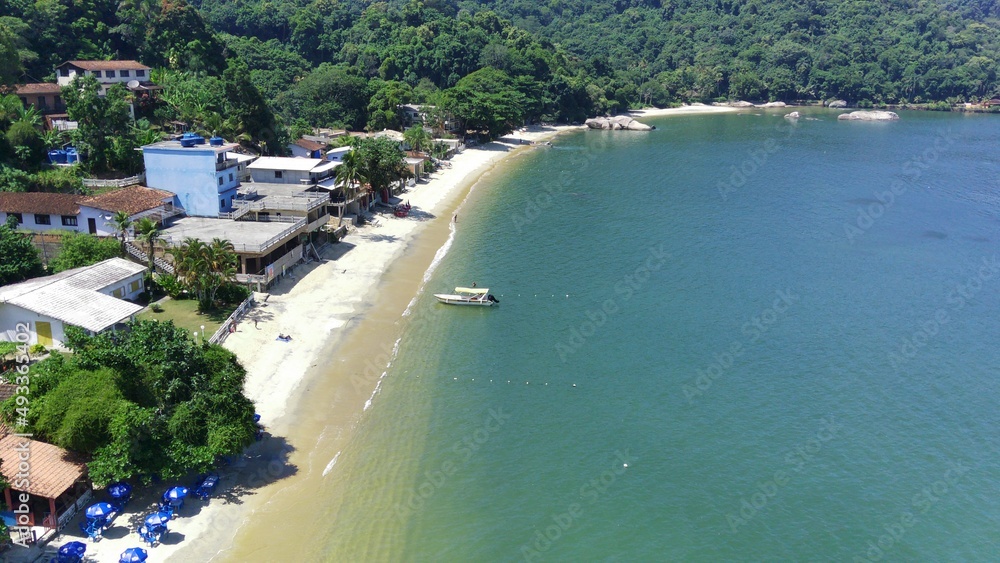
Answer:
[{"left": 141, "top": 138, "right": 254, "bottom": 217}]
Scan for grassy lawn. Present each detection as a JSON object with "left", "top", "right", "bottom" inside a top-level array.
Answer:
[{"left": 137, "top": 297, "right": 236, "bottom": 339}]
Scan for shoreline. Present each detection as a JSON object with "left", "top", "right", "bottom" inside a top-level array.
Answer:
[
  {"left": 35, "top": 109, "right": 729, "bottom": 561},
  {"left": 159, "top": 125, "right": 575, "bottom": 561}
]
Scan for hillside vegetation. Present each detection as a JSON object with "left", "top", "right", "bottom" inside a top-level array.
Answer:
[{"left": 1, "top": 0, "right": 999, "bottom": 149}]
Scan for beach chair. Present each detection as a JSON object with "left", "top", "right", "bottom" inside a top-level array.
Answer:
[
  {"left": 79, "top": 517, "right": 106, "bottom": 541},
  {"left": 137, "top": 525, "right": 162, "bottom": 548},
  {"left": 157, "top": 501, "right": 176, "bottom": 520}
]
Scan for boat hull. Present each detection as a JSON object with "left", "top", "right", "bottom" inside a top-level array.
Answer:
[{"left": 434, "top": 294, "right": 496, "bottom": 306}]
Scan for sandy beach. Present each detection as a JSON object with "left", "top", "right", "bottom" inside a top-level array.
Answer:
[
  {"left": 29, "top": 125, "right": 574, "bottom": 562},
  {"left": 31, "top": 105, "right": 735, "bottom": 562}
]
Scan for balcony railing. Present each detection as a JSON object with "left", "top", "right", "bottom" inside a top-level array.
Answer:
[{"left": 216, "top": 158, "right": 238, "bottom": 171}]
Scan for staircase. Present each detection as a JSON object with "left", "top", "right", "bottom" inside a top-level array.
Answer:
[{"left": 124, "top": 242, "right": 175, "bottom": 275}]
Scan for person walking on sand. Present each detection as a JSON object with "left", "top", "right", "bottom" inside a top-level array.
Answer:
[
  {"left": 453, "top": 213, "right": 458, "bottom": 223},
  {"left": 254, "top": 319, "right": 259, "bottom": 329}
]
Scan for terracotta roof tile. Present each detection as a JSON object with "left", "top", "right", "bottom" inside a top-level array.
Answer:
[
  {"left": 79, "top": 186, "right": 174, "bottom": 215},
  {"left": 0, "top": 193, "right": 83, "bottom": 216},
  {"left": 16, "top": 83, "right": 62, "bottom": 95},
  {"left": 0, "top": 435, "right": 88, "bottom": 499},
  {"left": 60, "top": 60, "right": 150, "bottom": 71},
  {"left": 0, "top": 384, "right": 16, "bottom": 402},
  {"left": 294, "top": 138, "right": 326, "bottom": 152}
]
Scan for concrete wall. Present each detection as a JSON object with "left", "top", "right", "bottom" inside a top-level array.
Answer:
[
  {"left": 249, "top": 168, "right": 312, "bottom": 185},
  {"left": 97, "top": 271, "right": 145, "bottom": 301},
  {"left": 143, "top": 148, "right": 240, "bottom": 217},
  {"left": 0, "top": 305, "right": 68, "bottom": 348},
  {"left": 3, "top": 206, "right": 109, "bottom": 236}
]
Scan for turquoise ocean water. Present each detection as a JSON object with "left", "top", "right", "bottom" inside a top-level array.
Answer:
[{"left": 318, "top": 110, "right": 1000, "bottom": 561}]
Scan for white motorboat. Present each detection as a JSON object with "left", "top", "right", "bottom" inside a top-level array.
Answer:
[{"left": 434, "top": 287, "right": 499, "bottom": 306}]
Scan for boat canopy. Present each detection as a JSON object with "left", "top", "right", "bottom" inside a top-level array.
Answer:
[{"left": 455, "top": 287, "right": 489, "bottom": 295}]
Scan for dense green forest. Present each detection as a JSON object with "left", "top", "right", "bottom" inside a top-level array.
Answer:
[{"left": 2, "top": 0, "right": 1000, "bottom": 152}]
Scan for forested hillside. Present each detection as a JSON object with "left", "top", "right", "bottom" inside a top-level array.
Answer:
[{"left": 2, "top": 0, "right": 1000, "bottom": 151}]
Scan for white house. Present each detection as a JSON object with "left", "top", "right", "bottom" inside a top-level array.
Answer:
[
  {"left": 55, "top": 60, "right": 152, "bottom": 95},
  {"left": 287, "top": 138, "right": 326, "bottom": 159},
  {"left": 248, "top": 157, "right": 340, "bottom": 185},
  {"left": 0, "top": 187, "right": 177, "bottom": 236},
  {"left": 0, "top": 258, "right": 147, "bottom": 348}
]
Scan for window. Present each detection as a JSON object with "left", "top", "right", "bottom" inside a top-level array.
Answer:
[
  {"left": 37, "top": 96, "right": 46, "bottom": 108},
  {"left": 18, "top": 96, "right": 26, "bottom": 105},
  {"left": 54, "top": 95, "right": 61, "bottom": 107},
  {"left": 8, "top": 213, "right": 22, "bottom": 223},
  {"left": 112, "top": 287, "right": 125, "bottom": 298},
  {"left": 274, "top": 171, "right": 283, "bottom": 179},
  {"left": 120, "top": 70, "right": 130, "bottom": 77},
  {"left": 220, "top": 199, "right": 225, "bottom": 210},
  {"left": 61, "top": 215, "right": 78, "bottom": 226},
  {"left": 34, "top": 214, "right": 50, "bottom": 225},
  {"left": 93, "top": 71, "right": 101, "bottom": 78},
  {"left": 136, "top": 69, "right": 146, "bottom": 77},
  {"left": 218, "top": 177, "right": 224, "bottom": 186},
  {"left": 129, "top": 280, "right": 141, "bottom": 293},
  {"left": 106, "top": 70, "right": 115, "bottom": 78},
  {"left": 59, "top": 67, "right": 69, "bottom": 77},
  {"left": 229, "top": 173, "right": 233, "bottom": 182}
]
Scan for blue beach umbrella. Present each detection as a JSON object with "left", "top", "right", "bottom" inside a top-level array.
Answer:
[
  {"left": 119, "top": 547, "right": 148, "bottom": 563},
  {"left": 144, "top": 512, "right": 171, "bottom": 528},
  {"left": 164, "top": 486, "right": 189, "bottom": 501},
  {"left": 85, "top": 502, "right": 114, "bottom": 520},
  {"left": 108, "top": 482, "right": 132, "bottom": 499},
  {"left": 58, "top": 541, "right": 86, "bottom": 560}
]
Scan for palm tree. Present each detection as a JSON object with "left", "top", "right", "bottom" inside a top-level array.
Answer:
[
  {"left": 15, "top": 105, "right": 42, "bottom": 128},
  {"left": 134, "top": 217, "right": 161, "bottom": 275},
  {"left": 109, "top": 211, "right": 133, "bottom": 257},
  {"left": 334, "top": 150, "right": 367, "bottom": 226},
  {"left": 403, "top": 125, "right": 432, "bottom": 153}
]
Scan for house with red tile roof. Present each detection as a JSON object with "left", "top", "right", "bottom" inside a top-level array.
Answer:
[
  {"left": 14, "top": 83, "right": 65, "bottom": 114},
  {"left": 0, "top": 187, "right": 178, "bottom": 236}
]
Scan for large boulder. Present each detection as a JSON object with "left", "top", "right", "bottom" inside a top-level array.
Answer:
[
  {"left": 759, "top": 101, "right": 787, "bottom": 108},
  {"left": 585, "top": 116, "right": 654, "bottom": 131},
  {"left": 784, "top": 111, "right": 800, "bottom": 120},
  {"left": 828, "top": 100, "right": 848, "bottom": 108},
  {"left": 730, "top": 101, "right": 755, "bottom": 107},
  {"left": 837, "top": 111, "right": 900, "bottom": 121}
]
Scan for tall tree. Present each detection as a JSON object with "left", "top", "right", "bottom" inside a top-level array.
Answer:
[
  {"left": 134, "top": 216, "right": 161, "bottom": 278},
  {"left": 49, "top": 232, "right": 121, "bottom": 273},
  {"left": 444, "top": 68, "right": 526, "bottom": 140},
  {"left": 62, "top": 77, "right": 132, "bottom": 173},
  {"left": 334, "top": 149, "right": 366, "bottom": 226},
  {"left": 0, "top": 215, "right": 44, "bottom": 286},
  {"left": 403, "top": 125, "right": 432, "bottom": 153}
]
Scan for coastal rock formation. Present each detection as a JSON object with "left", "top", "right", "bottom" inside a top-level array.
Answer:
[
  {"left": 730, "top": 101, "right": 755, "bottom": 107},
  {"left": 784, "top": 111, "right": 800, "bottom": 119},
  {"left": 585, "top": 116, "right": 654, "bottom": 131},
  {"left": 759, "top": 101, "right": 787, "bottom": 108},
  {"left": 837, "top": 111, "right": 900, "bottom": 121},
  {"left": 828, "top": 100, "right": 848, "bottom": 108}
]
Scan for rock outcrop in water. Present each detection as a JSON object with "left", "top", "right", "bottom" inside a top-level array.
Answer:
[
  {"left": 758, "top": 101, "right": 787, "bottom": 108},
  {"left": 729, "top": 101, "right": 755, "bottom": 107},
  {"left": 828, "top": 100, "right": 848, "bottom": 108},
  {"left": 837, "top": 111, "right": 900, "bottom": 121},
  {"left": 585, "top": 116, "right": 654, "bottom": 131},
  {"left": 784, "top": 111, "right": 800, "bottom": 119}
]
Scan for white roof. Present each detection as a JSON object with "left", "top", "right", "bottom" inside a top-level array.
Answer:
[
  {"left": 311, "top": 161, "right": 341, "bottom": 175},
  {"left": 248, "top": 157, "right": 322, "bottom": 172},
  {"left": 0, "top": 258, "right": 145, "bottom": 332},
  {"left": 230, "top": 152, "right": 258, "bottom": 164}
]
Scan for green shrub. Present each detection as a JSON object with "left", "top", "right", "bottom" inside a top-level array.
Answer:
[
  {"left": 215, "top": 282, "right": 250, "bottom": 304},
  {"left": 30, "top": 344, "right": 46, "bottom": 355},
  {"left": 155, "top": 274, "right": 186, "bottom": 298},
  {"left": 151, "top": 303, "right": 164, "bottom": 313}
]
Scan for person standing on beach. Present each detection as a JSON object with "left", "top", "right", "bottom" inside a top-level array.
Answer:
[{"left": 453, "top": 213, "right": 458, "bottom": 223}]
